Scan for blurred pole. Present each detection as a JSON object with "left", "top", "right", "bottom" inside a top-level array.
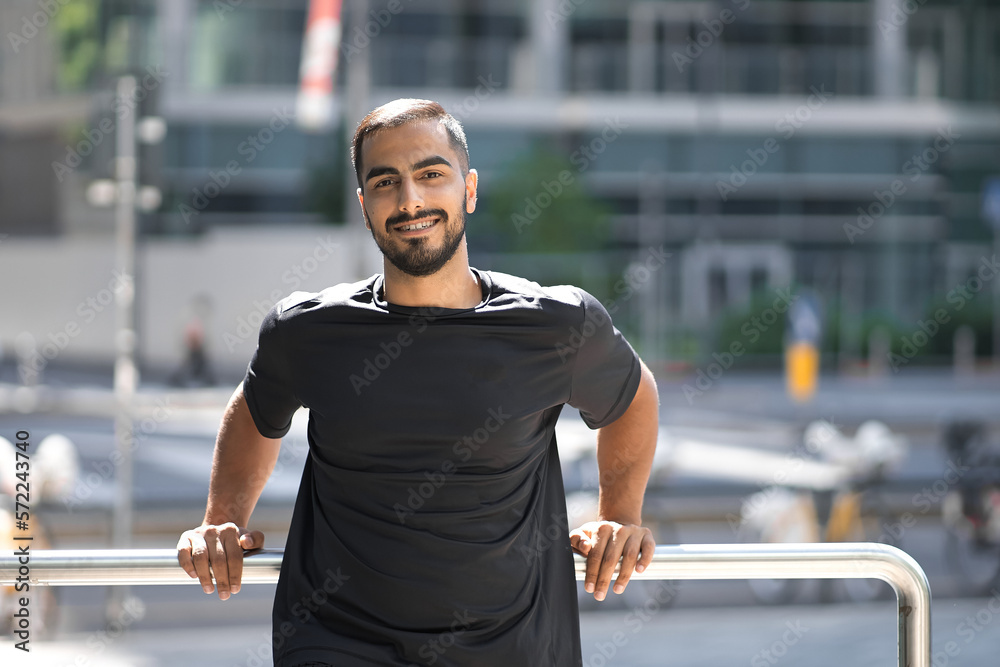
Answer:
[
  {"left": 110, "top": 75, "right": 139, "bottom": 623},
  {"left": 785, "top": 291, "right": 822, "bottom": 403},
  {"left": 638, "top": 163, "right": 665, "bottom": 371},
  {"left": 981, "top": 177, "right": 1000, "bottom": 370},
  {"left": 994, "top": 231, "right": 1000, "bottom": 370},
  {"left": 627, "top": 3, "right": 656, "bottom": 92},
  {"left": 344, "top": 0, "right": 371, "bottom": 277},
  {"left": 157, "top": 0, "right": 190, "bottom": 99},
  {"left": 868, "top": 327, "right": 889, "bottom": 379},
  {"left": 530, "top": 0, "right": 566, "bottom": 94},
  {"left": 954, "top": 325, "right": 975, "bottom": 378},
  {"left": 837, "top": 252, "right": 861, "bottom": 373},
  {"left": 881, "top": 215, "right": 903, "bottom": 323},
  {"left": 873, "top": 0, "right": 907, "bottom": 98}
]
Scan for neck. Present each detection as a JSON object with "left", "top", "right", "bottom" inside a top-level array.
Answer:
[{"left": 381, "top": 244, "right": 481, "bottom": 309}]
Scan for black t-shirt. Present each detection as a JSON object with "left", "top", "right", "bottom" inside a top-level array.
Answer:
[{"left": 243, "top": 269, "right": 641, "bottom": 667}]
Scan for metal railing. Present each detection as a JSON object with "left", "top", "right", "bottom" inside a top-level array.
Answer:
[{"left": 1, "top": 542, "right": 930, "bottom": 667}]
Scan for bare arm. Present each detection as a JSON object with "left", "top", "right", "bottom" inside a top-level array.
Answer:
[
  {"left": 570, "top": 359, "right": 659, "bottom": 600},
  {"left": 176, "top": 383, "right": 282, "bottom": 600}
]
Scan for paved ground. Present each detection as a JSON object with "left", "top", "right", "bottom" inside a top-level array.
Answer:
[{"left": 3, "top": 594, "right": 997, "bottom": 666}]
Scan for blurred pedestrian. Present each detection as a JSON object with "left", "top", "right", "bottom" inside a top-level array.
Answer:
[{"left": 169, "top": 295, "right": 215, "bottom": 387}]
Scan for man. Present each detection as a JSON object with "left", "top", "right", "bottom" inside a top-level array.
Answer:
[{"left": 177, "top": 99, "right": 659, "bottom": 666}]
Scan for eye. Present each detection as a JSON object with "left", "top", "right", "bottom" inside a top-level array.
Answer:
[
  {"left": 423, "top": 171, "right": 442, "bottom": 179},
  {"left": 373, "top": 178, "right": 394, "bottom": 188}
]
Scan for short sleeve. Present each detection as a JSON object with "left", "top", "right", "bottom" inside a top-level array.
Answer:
[
  {"left": 567, "top": 289, "right": 641, "bottom": 429},
  {"left": 242, "top": 304, "right": 302, "bottom": 438}
]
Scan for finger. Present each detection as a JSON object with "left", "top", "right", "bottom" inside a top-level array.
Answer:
[
  {"left": 240, "top": 529, "right": 265, "bottom": 551},
  {"left": 222, "top": 528, "right": 244, "bottom": 596},
  {"left": 584, "top": 524, "right": 613, "bottom": 598},
  {"left": 569, "top": 531, "right": 590, "bottom": 556},
  {"left": 176, "top": 532, "right": 198, "bottom": 579},
  {"left": 636, "top": 530, "right": 655, "bottom": 574},
  {"left": 210, "top": 527, "right": 233, "bottom": 600},
  {"left": 593, "top": 529, "right": 624, "bottom": 601},
  {"left": 613, "top": 533, "right": 643, "bottom": 594},
  {"left": 187, "top": 531, "right": 215, "bottom": 594}
]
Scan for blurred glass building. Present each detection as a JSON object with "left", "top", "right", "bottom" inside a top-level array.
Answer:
[{"left": 2, "top": 0, "right": 999, "bottom": 368}]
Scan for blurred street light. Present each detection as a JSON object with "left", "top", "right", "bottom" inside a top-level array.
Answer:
[
  {"left": 85, "top": 74, "right": 165, "bottom": 626},
  {"left": 85, "top": 179, "right": 117, "bottom": 208},
  {"left": 136, "top": 116, "right": 167, "bottom": 145},
  {"left": 87, "top": 181, "right": 162, "bottom": 213}
]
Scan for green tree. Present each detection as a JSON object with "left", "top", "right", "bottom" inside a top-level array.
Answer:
[
  {"left": 483, "top": 145, "right": 610, "bottom": 253},
  {"left": 53, "top": 0, "right": 102, "bottom": 91}
]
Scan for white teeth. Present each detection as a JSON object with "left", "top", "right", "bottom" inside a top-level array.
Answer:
[{"left": 399, "top": 220, "right": 435, "bottom": 231}]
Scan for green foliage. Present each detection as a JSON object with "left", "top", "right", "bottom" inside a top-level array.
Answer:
[
  {"left": 712, "top": 288, "right": 794, "bottom": 358},
  {"left": 852, "top": 299, "right": 993, "bottom": 360},
  {"left": 921, "top": 298, "right": 994, "bottom": 357},
  {"left": 53, "top": 0, "right": 101, "bottom": 91},
  {"left": 692, "top": 283, "right": 996, "bottom": 366},
  {"left": 482, "top": 145, "right": 610, "bottom": 253},
  {"left": 306, "top": 159, "right": 348, "bottom": 226}
]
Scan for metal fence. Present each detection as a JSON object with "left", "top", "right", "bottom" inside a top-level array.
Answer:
[{"left": 1, "top": 542, "right": 930, "bottom": 667}]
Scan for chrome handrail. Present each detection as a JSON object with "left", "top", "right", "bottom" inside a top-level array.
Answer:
[{"left": 0, "top": 542, "right": 930, "bottom": 667}]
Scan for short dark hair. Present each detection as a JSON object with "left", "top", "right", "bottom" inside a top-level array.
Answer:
[{"left": 351, "top": 98, "right": 470, "bottom": 188}]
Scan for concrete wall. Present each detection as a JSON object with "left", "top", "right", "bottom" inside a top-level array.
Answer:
[{"left": 0, "top": 225, "right": 381, "bottom": 380}]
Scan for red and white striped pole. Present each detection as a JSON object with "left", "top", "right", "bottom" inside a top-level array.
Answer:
[{"left": 296, "top": 0, "right": 342, "bottom": 132}]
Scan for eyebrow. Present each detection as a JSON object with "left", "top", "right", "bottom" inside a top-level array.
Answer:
[{"left": 365, "top": 155, "right": 453, "bottom": 183}]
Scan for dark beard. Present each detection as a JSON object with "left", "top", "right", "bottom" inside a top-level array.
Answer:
[{"left": 366, "top": 202, "right": 467, "bottom": 278}]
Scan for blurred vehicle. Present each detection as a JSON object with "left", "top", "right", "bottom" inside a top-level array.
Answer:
[
  {"left": 940, "top": 421, "right": 1000, "bottom": 595},
  {"left": 737, "top": 420, "right": 908, "bottom": 604}
]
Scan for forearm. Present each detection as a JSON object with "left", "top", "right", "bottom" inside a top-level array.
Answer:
[
  {"left": 203, "top": 383, "right": 282, "bottom": 527},
  {"left": 595, "top": 361, "right": 659, "bottom": 525}
]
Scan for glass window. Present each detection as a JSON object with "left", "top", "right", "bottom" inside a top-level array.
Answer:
[
  {"left": 576, "top": 134, "right": 669, "bottom": 173},
  {"left": 792, "top": 137, "right": 898, "bottom": 174},
  {"left": 189, "top": 1, "right": 304, "bottom": 89},
  {"left": 165, "top": 122, "right": 318, "bottom": 171},
  {"left": 709, "top": 135, "right": 787, "bottom": 173},
  {"left": 464, "top": 129, "right": 534, "bottom": 172}
]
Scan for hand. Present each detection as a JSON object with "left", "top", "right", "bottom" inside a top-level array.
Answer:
[
  {"left": 570, "top": 520, "right": 654, "bottom": 601},
  {"left": 176, "top": 523, "right": 264, "bottom": 600}
]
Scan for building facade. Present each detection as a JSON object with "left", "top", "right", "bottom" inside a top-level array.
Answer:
[{"left": 3, "top": 0, "right": 999, "bottom": 368}]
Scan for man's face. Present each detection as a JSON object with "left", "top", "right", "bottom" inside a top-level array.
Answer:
[{"left": 357, "top": 119, "right": 477, "bottom": 277}]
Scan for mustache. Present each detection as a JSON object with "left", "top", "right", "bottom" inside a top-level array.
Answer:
[{"left": 385, "top": 208, "right": 449, "bottom": 231}]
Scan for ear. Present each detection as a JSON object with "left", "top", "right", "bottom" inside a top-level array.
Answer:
[
  {"left": 357, "top": 187, "right": 369, "bottom": 229},
  {"left": 465, "top": 169, "right": 478, "bottom": 214}
]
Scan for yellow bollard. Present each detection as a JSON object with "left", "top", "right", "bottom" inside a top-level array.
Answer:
[{"left": 785, "top": 340, "right": 819, "bottom": 403}]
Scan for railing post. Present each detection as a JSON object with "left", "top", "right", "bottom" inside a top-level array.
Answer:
[{"left": 571, "top": 543, "right": 930, "bottom": 667}]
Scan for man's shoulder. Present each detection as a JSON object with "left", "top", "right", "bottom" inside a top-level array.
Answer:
[
  {"left": 271, "top": 275, "right": 378, "bottom": 323},
  {"left": 485, "top": 270, "right": 587, "bottom": 310}
]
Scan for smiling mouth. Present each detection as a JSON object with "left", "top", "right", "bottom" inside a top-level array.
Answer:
[{"left": 394, "top": 218, "right": 438, "bottom": 232}]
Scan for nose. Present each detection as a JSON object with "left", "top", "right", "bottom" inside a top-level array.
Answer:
[{"left": 397, "top": 176, "right": 424, "bottom": 216}]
